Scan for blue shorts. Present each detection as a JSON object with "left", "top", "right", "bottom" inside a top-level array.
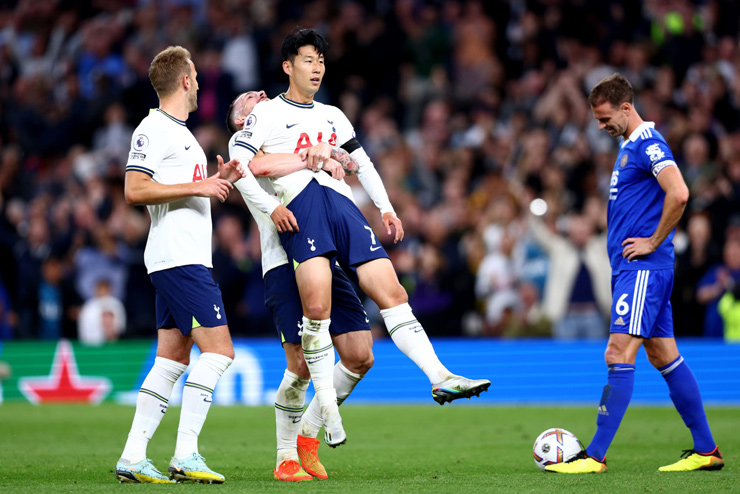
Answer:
[
  {"left": 610, "top": 269, "right": 674, "bottom": 338},
  {"left": 279, "top": 179, "right": 389, "bottom": 269},
  {"left": 264, "top": 262, "right": 370, "bottom": 344},
  {"left": 150, "top": 265, "right": 227, "bottom": 335}
]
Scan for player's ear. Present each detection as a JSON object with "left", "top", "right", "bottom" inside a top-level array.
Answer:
[
  {"left": 282, "top": 60, "right": 292, "bottom": 77},
  {"left": 621, "top": 102, "right": 631, "bottom": 114}
]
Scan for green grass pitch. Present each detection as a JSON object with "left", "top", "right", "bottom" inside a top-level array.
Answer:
[{"left": 0, "top": 403, "right": 738, "bottom": 492}]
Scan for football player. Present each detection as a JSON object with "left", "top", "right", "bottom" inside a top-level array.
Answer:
[
  {"left": 547, "top": 74, "right": 723, "bottom": 474},
  {"left": 228, "top": 28, "right": 490, "bottom": 481}
]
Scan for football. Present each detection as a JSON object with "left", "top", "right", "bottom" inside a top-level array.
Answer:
[{"left": 532, "top": 428, "right": 584, "bottom": 472}]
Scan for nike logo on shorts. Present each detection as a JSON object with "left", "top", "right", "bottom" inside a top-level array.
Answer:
[
  {"left": 286, "top": 123, "right": 299, "bottom": 128},
  {"left": 370, "top": 246, "right": 382, "bottom": 252}
]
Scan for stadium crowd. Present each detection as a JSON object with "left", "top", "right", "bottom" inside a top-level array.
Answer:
[{"left": 0, "top": 0, "right": 739, "bottom": 343}]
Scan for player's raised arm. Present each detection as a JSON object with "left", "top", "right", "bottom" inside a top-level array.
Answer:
[
  {"left": 352, "top": 144, "right": 404, "bottom": 242},
  {"left": 328, "top": 107, "right": 402, "bottom": 241},
  {"left": 217, "top": 154, "right": 246, "bottom": 183}
]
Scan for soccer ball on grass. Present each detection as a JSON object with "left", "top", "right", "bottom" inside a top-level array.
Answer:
[{"left": 532, "top": 428, "right": 584, "bottom": 472}]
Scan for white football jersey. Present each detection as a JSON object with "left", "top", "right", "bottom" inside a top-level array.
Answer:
[
  {"left": 231, "top": 94, "right": 369, "bottom": 206},
  {"left": 126, "top": 109, "right": 212, "bottom": 274},
  {"left": 228, "top": 133, "right": 288, "bottom": 277}
]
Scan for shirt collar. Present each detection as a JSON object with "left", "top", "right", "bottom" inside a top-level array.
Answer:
[
  {"left": 627, "top": 121, "right": 655, "bottom": 142},
  {"left": 279, "top": 93, "right": 314, "bottom": 109}
]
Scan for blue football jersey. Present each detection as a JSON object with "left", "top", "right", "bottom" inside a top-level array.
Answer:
[{"left": 607, "top": 122, "right": 678, "bottom": 274}]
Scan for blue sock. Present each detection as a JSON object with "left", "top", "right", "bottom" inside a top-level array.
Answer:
[
  {"left": 586, "top": 363, "right": 635, "bottom": 461},
  {"left": 659, "top": 355, "right": 716, "bottom": 453}
]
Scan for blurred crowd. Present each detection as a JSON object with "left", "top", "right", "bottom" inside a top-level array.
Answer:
[{"left": 0, "top": 0, "right": 739, "bottom": 344}]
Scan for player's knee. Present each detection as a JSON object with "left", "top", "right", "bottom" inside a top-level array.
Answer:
[
  {"left": 304, "top": 302, "right": 331, "bottom": 320},
  {"left": 163, "top": 349, "right": 191, "bottom": 366},
  {"left": 344, "top": 357, "right": 373, "bottom": 375},
  {"left": 393, "top": 288, "right": 408, "bottom": 306},
  {"left": 343, "top": 350, "right": 374, "bottom": 375},
  {"left": 360, "top": 353, "right": 374, "bottom": 374},
  {"left": 383, "top": 284, "right": 408, "bottom": 308},
  {"left": 604, "top": 345, "right": 624, "bottom": 365},
  {"left": 645, "top": 350, "right": 671, "bottom": 369},
  {"left": 288, "top": 356, "right": 310, "bottom": 379},
  {"left": 291, "top": 361, "right": 310, "bottom": 379}
]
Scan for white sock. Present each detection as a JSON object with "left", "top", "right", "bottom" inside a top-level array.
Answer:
[
  {"left": 301, "top": 361, "right": 363, "bottom": 438},
  {"left": 275, "top": 369, "right": 310, "bottom": 465},
  {"left": 380, "top": 303, "right": 450, "bottom": 385},
  {"left": 174, "top": 352, "right": 232, "bottom": 460},
  {"left": 301, "top": 318, "right": 337, "bottom": 410},
  {"left": 121, "top": 357, "right": 187, "bottom": 463}
]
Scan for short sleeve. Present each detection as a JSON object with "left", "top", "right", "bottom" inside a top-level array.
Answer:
[
  {"left": 125, "top": 119, "right": 169, "bottom": 177},
  {"left": 231, "top": 103, "right": 273, "bottom": 163},
  {"left": 328, "top": 106, "right": 356, "bottom": 148},
  {"left": 229, "top": 133, "right": 282, "bottom": 216},
  {"left": 639, "top": 139, "right": 677, "bottom": 178}
]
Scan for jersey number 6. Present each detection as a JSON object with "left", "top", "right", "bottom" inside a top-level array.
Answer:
[{"left": 616, "top": 293, "right": 630, "bottom": 316}]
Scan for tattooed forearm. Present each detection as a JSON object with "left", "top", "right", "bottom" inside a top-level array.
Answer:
[{"left": 330, "top": 147, "right": 358, "bottom": 175}]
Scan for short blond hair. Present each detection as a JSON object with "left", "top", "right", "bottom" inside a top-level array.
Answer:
[{"left": 149, "top": 46, "right": 192, "bottom": 98}]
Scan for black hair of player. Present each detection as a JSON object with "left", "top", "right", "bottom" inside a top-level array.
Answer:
[
  {"left": 226, "top": 94, "right": 241, "bottom": 135},
  {"left": 281, "top": 28, "right": 328, "bottom": 63}
]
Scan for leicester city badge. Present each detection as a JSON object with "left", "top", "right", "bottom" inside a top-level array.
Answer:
[{"left": 620, "top": 153, "right": 628, "bottom": 167}]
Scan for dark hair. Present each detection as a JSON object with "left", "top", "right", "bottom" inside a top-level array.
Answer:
[
  {"left": 588, "top": 73, "right": 634, "bottom": 108},
  {"left": 281, "top": 28, "right": 328, "bottom": 63},
  {"left": 225, "top": 94, "right": 242, "bottom": 135}
]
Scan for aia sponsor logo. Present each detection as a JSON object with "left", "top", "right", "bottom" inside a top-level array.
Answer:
[
  {"left": 293, "top": 132, "right": 338, "bottom": 153},
  {"left": 192, "top": 164, "right": 206, "bottom": 182}
]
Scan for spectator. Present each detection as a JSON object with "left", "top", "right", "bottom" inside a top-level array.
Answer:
[
  {"left": 527, "top": 213, "right": 611, "bottom": 340},
  {"left": 78, "top": 278, "right": 126, "bottom": 345},
  {"left": 697, "top": 238, "right": 740, "bottom": 338},
  {"left": 0, "top": 278, "right": 15, "bottom": 339},
  {"left": 673, "top": 211, "right": 719, "bottom": 336},
  {"left": 37, "top": 255, "right": 64, "bottom": 340},
  {"left": 73, "top": 224, "right": 129, "bottom": 302},
  {"left": 718, "top": 281, "right": 740, "bottom": 343},
  {"left": 501, "top": 281, "right": 552, "bottom": 338},
  {"left": 475, "top": 231, "right": 520, "bottom": 336},
  {"left": 0, "top": 1, "right": 738, "bottom": 340}
]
